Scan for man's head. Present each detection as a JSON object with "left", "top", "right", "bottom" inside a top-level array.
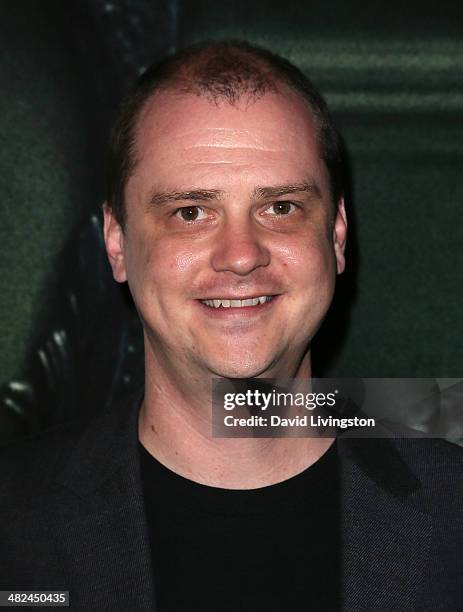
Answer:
[
  {"left": 104, "top": 41, "right": 347, "bottom": 381},
  {"left": 107, "top": 41, "right": 344, "bottom": 229}
]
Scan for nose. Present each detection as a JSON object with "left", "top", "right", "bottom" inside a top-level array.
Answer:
[{"left": 210, "top": 217, "right": 271, "bottom": 276}]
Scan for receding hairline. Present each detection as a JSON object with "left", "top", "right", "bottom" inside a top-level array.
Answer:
[
  {"left": 144, "top": 43, "right": 282, "bottom": 100},
  {"left": 129, "top": 80, "right": 328, "bottom": 178}
]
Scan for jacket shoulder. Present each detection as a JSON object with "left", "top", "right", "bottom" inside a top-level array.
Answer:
[
  {"left": 0, "top": 416, "right": 94, "bottom": 506},
  {"left": 392, "top": 437, "right": 463, "bottom": 510},
  {"left": 393, "top": 436, "right": 463, "bottom": 474}
]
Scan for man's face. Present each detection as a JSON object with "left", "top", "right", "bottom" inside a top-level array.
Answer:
[{"left": 104, "top": 88, "right": 347, "bottom": 380}]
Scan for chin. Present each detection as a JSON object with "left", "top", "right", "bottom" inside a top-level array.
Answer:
[{"left": 208, "top": 356, "right": 273, "bottom": 380}]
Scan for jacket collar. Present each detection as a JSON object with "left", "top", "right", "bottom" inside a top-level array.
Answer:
[
  {"left": 53, "top": 390, "right": 158, "bottom": 611},
  {"left": 54, "top": 388, "right": 144, "bottom": 497},
  {"left": 337, "top": 436, "right": 433, "bottom": 610}
]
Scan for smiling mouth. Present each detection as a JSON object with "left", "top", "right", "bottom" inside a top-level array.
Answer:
[{"left": 200, "top": 295, "right": 274, "bottom": 308}]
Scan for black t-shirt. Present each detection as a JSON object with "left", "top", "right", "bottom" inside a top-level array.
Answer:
[{"left": 139, "top": 441, "right": 340, "bottom": 612}]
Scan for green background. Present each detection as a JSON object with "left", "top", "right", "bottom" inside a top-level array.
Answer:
[{"left": 0, "top": 0, "right": 462, "bottom": 440}]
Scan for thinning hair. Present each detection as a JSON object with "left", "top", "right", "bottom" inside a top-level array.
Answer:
[{"left": 107, "top": 40, "right": 344, "bottom": 227}]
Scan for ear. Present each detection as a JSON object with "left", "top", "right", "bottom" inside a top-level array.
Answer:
[
  {"left": 333, "top": 197, "right": 347, "bottom": 275},
  {"left": 103, "top": 203, "right": 127, "bottom": 283}
]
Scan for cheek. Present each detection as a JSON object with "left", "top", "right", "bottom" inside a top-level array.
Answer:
[
  {"left": 169, "top": 248, "right": 202, "bottom": 275},
  {"left": 126, "top": 232, "right": 205, "bottom": 303},
  {"left": 276, "top": 230, "right": 336, "bottom": 283},
  {"left": 282, "top": 239, "right": 336, "bottom": 338}
]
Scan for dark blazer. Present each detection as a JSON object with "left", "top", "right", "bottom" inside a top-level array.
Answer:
[{"left": 0, "top": 394, "right": 462, "bottom": 611}]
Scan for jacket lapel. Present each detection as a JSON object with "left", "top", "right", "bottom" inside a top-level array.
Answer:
[
  {"left": 52, "top": 392, "right": 157, "bottom": 611},
  {"left": 338, "top": 437, "right": 433, "bottom": 611}
]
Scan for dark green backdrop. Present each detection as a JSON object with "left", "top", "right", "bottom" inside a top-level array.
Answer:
[{"left": 0, "top": 0, "right": 462, "bottom": 443}]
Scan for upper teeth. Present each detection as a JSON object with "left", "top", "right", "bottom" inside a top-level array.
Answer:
[{"left": 201, "top": 296, "right": 272, "bottom": 308}]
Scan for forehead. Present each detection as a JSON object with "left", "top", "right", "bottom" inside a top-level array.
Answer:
[{"left": 129, "top": 87, "right": 326, "bottom": 194}]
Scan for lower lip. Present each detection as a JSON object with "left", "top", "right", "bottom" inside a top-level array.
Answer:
[{"left": 196, "top": 296, "right": 279, "bottom": 317}]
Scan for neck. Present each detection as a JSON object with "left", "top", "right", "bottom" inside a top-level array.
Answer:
[{"left": 138, "top": 343, "right": 334, "bottom": 489}]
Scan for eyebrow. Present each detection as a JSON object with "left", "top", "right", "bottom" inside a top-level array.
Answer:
[
  {"left": 253, "top": 182, "right": 322, "bottom": 199},
  {"left": 148, "top": 181, "right": 321, "bottom": 207},
  {"left": 149, "top": 189, "right": 223, "bottom": 207}
]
